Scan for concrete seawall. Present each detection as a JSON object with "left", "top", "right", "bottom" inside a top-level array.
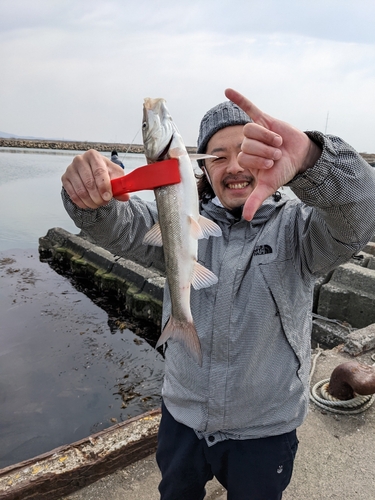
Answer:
[
  {"left": 39, "top": 228, "right": 375, "bottom": 355},
  {"left": 0, "top": 138, "right": 197, "bottom": 154},
  {"left": 39, "top": 228, "right": 165, "bottom": 328},
  {"left": 0, "top": 138, "right": 145, "bottom": 153}
]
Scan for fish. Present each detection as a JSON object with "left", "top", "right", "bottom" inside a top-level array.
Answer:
[{"left": 142, "top": 97, "right": 222, "bottom": 365}]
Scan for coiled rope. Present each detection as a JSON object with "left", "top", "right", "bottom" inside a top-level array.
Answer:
[{"left": 309, "top": 347, "right": 375, "bottom": 414}]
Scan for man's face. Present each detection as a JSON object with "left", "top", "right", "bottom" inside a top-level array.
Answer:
[{"left": 204, "top": 125, "right": 255, "bottom": 211}]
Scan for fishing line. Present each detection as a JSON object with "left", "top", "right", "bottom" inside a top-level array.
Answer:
[{"left": 120, "top": 127, "right": 141, "bottom": 172}]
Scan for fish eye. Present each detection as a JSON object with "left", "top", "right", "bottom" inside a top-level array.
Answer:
[{"left": 142, "top": 122, "right": 147, "bottom": 130}]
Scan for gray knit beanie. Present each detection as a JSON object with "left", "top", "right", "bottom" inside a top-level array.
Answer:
[{"left": 197, "top": 101, "right": 252, "bottom": 154}]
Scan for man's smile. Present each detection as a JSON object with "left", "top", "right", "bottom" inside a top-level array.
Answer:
[
  {"left": 224, "top": 175, "right": 254, "bottom": 191},
  {"left": 226, "top": 181, "right": 250, "bottom": 189}
]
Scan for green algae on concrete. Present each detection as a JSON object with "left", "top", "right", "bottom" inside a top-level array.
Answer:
[{"left": 39, "top": 229, "right": 165, "bottom": 327}]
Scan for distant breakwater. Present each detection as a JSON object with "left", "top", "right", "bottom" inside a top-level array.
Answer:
[
  {"left": 0, "top": 138, "right": 197, "bottom": 155},
  {"left": 1, "top": 138, "right": 374, "bottom": 165}
]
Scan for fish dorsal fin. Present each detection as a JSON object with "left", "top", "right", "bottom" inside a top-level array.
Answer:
[
  {"left": 198, "top": 215, "right": 222, "bottom": 239},
  {"left": 189, "top": 153, "right": 218, "bottom": 161},
  {"left": 191, "top": 261, "right": 218, "bottom": 290},
  {"left": 143, "top": 223, "right": 163, "bottom": 246}
]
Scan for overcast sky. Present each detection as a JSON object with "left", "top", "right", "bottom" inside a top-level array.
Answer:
[{"left": 1, "top": 0, "right": 375, "bottom": 152}]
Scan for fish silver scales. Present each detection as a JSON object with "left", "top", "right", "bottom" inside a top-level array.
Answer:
[{"left": 142, "top": 97, "right": 222, "bottom": 365}]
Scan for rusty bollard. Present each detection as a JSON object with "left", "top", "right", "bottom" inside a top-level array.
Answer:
[{"left": 327, "top": 360, "right": 375, "bottom": 400}]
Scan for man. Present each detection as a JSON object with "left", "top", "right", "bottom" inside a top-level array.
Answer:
[
  {"left": 110, "top": 149, "right": 125, "bottom": 169},
  {"left": 62, "top": 89, "right": 375, "bottom": 499}
]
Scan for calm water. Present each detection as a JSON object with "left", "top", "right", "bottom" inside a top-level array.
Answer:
[
  {"left": 0, "top": 148, "right": 155, "bottom": 251},
  {"left": 0, "top": 148, "right": 163, "bottom": 469}
]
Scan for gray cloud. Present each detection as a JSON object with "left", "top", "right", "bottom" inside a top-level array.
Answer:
[
  {"left": 0, "top": 0, "right": 375, "bottom": 151},
  {"left": 2, "top": 0, "right": 375, "bottom": 42}
]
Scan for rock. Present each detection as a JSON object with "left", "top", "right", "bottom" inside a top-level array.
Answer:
[{"left": 343, "top": 323, "right": 375, "bottom": 355}]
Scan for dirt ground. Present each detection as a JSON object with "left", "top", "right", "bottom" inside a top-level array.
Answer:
[{"left": 62, "top": 348, "right": 375, "bottom": 500}]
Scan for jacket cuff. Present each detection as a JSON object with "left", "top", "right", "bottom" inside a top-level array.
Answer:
[
  {"left": 61, "top": 187, "right": 116, "bottom": 227},
  {"left": 287, "top": 131, "right": 334, "bottom": 191}
]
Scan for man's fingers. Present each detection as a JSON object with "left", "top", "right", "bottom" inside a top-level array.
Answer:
[
  {"left": 239, "top": 137, "right": 282, "bottom": 166},
  {"left": 237, "top": 151, "right": 275, "bottom": 171},
  {"left": 62, "top": 176, "right": 101, "bottom": 209},
  {"left": 73, "top": 165, "right": 107, "bottom": 207},
  {"left": 225, "top": 88, "right": 265, "bottom": 125},
  {"left": 61, "top": 150, "right": 115, "bottom": 209},
  {"left": 243, "top": 123, "right": 283, "bottom": 149},
  {"left": 83, "top": 150, "right": 113, "bottom": 201},
  {"left": 242, "top": 184, "right": 275, "bottom": 221}
]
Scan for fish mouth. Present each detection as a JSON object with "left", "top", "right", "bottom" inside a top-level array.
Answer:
[{"left": 157, "top": 135, "right": 174, "bottom": 161}]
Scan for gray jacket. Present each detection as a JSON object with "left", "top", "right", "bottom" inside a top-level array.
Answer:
[{"left": 63, "top": 132, "right": 375, "bottom": 442}]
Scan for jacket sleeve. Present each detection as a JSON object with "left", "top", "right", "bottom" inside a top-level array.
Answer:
[
  {"left": 287, "top": 132, "right": 375, "bottom": 276},
  {"left": 61, "top": 188, "right": 165, "bottom": 271}
]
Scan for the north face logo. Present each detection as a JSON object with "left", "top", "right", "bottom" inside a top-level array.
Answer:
[{"left": 253, "top": 245, "right": 273, "bottom": 256}]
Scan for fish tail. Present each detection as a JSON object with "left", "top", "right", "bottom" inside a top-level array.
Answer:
[{"left": 156, "top": 317, "right": 202, "bottom": 366}]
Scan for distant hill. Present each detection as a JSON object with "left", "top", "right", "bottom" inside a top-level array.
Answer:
[{"left": 0, "top": 131, "right": 47, "bottom": 140}]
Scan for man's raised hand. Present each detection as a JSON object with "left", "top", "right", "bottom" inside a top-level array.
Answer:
[{"left": 225, "top": 88, "right": 321, "bottom": 221}]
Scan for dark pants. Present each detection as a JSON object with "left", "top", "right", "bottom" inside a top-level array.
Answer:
[{"left": 156, "top": 402, "right": 298, "bottom": 500}]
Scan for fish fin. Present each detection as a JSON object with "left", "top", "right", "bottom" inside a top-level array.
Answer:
[
  {"left": 198, "top": 215, "right": 222, "bottom": 239},
  {"left": 189, "top": 215, "right": 222, "bottom": 240},
  {"left": 143, "top": 223, "right": 163, "bottom": 246},
  {"left": 189, "top": 216, "right": 204, "bottom": 240},
  {"left": 189, "top": 153, "right": 218, "bottom": 161},
  {"left": 191, "top": 261, "right": 218, "bottom": 290},
  {"left": 156, "top": 316, "right": 202, "bottom": 366}
]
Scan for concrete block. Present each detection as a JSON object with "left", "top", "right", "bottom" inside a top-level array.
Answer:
[
  {"left": 365, "top": 255, "right": 375, "bottom": 271},
  {"left": 343, "top": 323, "right": 375, "bottom": 355},
  {"left": 332, "top": 262, "right": 375, "bottom": 293},
  {"left": 349, "top": 251, "right": 371, "bottom": 267},
  {"left": 312, "top": 316, "right": 352, "bottom": 349},
  {"left": 347, "top": 251, "right": 375, "bottom": 271},
  {"left": 317, "top": 263, "right": 375, "bottom": 328},
  {"left": 64, "top": 233, "right": 93, "bottom": 258},
  {"left": 112, "top": 258, "right": 163, "bottom": 291},
  {"left": 45, "top": 227, "right": 71, "bottom": 246},
  {"left": 122, "top": 285, "right": 162, "bottom": 323},
  {"left": 142, "top": 276, "right": 166, "bottom": 302},
  {"left": 363, "top": 241, "right": 375, "bottom": 256},
  {"left": 83, "top": 245, "right": 117, "bottom": 273},
  {"left": 39, "top": 227, "right": 72, "bottom": 255},
  {"left": 97, "top": 271, "right": 123, "bottom": 295}
]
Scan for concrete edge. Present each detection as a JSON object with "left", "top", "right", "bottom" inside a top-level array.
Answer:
[
  {"left": 0, "top": 410, "right": 161, "bottom": 500},
  {"left": 39, "top": 228, "right": 165, "bottom": 325}
]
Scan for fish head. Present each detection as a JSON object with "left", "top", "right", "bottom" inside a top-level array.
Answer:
[{"left": 142, "top": 98, "right": 175, "bottom": 161}]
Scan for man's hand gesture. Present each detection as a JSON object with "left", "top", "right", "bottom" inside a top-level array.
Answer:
[{"left": 225, "top": 88, "right": 321, "bottom": 221}]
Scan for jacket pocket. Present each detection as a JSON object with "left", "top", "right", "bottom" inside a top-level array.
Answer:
[{"left": 259, "top": 260, "right": 312, "bottom": 384}]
